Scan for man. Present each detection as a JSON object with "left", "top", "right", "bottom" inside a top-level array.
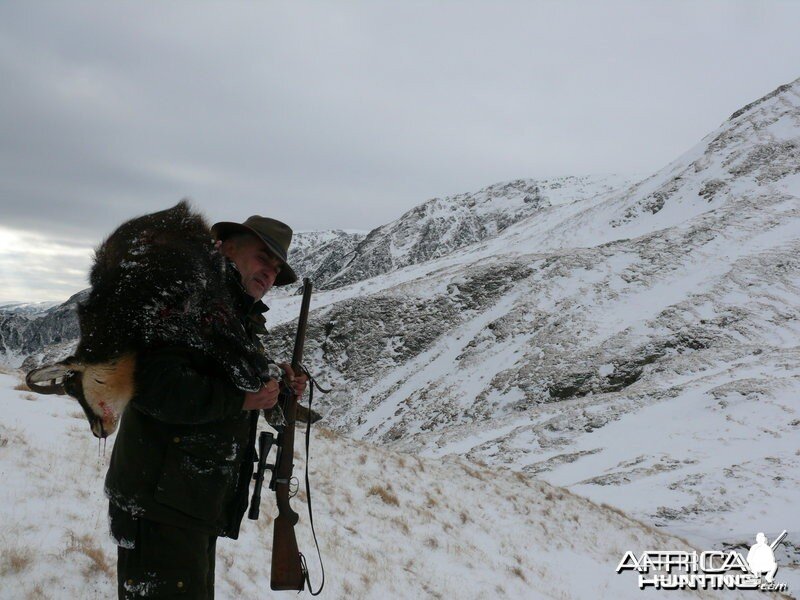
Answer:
[{"left": 104, "top": 215, "right": 307, "bottom": 599}]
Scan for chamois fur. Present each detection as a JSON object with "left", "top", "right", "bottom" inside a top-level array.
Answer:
[{"left": 36, "top": 201, "right": 270, "bottom": 437}]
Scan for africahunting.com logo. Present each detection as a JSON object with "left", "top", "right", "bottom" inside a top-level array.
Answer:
[{"left": 616, "top": 530, "right": 789, "bottom": 592}]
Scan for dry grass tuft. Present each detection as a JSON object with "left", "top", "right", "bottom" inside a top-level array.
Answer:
[
  {"left": 313, "top": 426, "right": 336, "bottom": 440},
  {"left": 14, "top": 379, "right": 31, "bottom": 391},
  {"left": 358, "top": 453, "right": 367, "bottom": 465},
  {"left": 65, "top": 531, "right": 114, "bottom": 578},
  {"left": 0, "top": 547, "right": 33, "bottom": 575},
  {"left": 424, "top": 537, "right": 439, "bottom": 549},
  {"left": 459, "top": 510, "right": 470, "bottom": 524},
  {"left": 360, "top": 572, "right": 371, "bottom": 590},
  {"left": 391, "top": 517, "right": 410, "bottom": 535},
  {"left": 367, "top": 484, "right": 399, "bottom": 506},
  {"left": 510, "top": 565, "right": 527, "bottom": 582},
  {"left": 26, "top": 584, "right": 47, "bottom": 600},
  {"left": 223, "top": 573, "right": 244, "bottom": 596},
  {"left": 462, "top": 465, "right": 488, "bottom": 481}
]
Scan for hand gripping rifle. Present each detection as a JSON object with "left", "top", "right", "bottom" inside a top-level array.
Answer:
[{"left": 248, "top": 278, "right": 325, "bottom": 594}]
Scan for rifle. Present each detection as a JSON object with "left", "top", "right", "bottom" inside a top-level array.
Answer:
[{"left": 248, "top": 277, "right": 320, "bottom": 592}]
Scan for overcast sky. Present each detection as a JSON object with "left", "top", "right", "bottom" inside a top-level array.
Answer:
[{"left": 1, "top": 1, "right": 799, "bottom": 303}]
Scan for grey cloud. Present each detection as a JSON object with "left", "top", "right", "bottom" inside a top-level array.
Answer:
[{"left": 1, "top": 1, "right": 799, "bottom": 301}]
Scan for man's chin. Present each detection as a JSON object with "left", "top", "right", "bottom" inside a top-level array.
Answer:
[{"left": 247, "top": 282, "right": 271, "bottom": 298}]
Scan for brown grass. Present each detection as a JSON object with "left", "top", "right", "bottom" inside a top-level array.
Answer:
[
  {"left": 314, "top": 426, "right": 336, "bottom": 440},
  {"left": 223, "top": 574, "right": 245, "bottom": 596},
  {"left": 65, "top": 532, "right": 114, "bottom": 578},
  {"left": 510, "top": 565, "right": 527, "bottom": 582},
  {"left": 0, "top": 547, "right": 33, "bottom": 575},
  {"left": 462, "top": 465, "right": 488, "bottom": 481},
  {"left": 424, "top": 537, "right": 439, "bottom": 549},
  {"left": 360, "top": 572, "right": 371, "bottom": 590},
  {"left": 367, "top": 484, "right": 399, "bottom": 506},
  {"left": 391, "top": 517, "right": 410, "bottom": 535},
  {"left": 26, "top": 585, "right": 47, "bottom": 600},
  {"left": 14, "top": 381, "right": 30, "bottom": 391},
  {"left": 459, "top": 510, "right": 470, "bottom": 524}
]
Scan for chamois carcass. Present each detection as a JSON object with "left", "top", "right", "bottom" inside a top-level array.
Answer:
[{"left": 26, "top": 200, "right": 270, "bottom": 437}]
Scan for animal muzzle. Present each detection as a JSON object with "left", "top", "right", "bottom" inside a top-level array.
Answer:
[{"left": 63, "top": 370, "right": 108, "bottom": 438}]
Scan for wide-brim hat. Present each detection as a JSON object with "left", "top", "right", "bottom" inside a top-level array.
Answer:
[{"left": 211, "top": 216, "right": 298, "bottom": 286}]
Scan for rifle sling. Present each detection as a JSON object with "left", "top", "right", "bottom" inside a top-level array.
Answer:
[{"left": 299, "top": 365, "right": 328, "bottom": 596}]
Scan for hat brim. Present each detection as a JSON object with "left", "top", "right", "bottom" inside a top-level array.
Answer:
[{"left": 211, "top": 221, "right": 298, "bottom": 286}]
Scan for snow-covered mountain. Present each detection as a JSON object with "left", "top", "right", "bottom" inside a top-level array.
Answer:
[
  {"left": 254, "top": 76, "right": 800, "bottom": 587},
  {"left": 3, "top": 77, "right": 800, "bottom": 594},
  {"left": 321, "top": 174, "right": 632, "bottom": 290},
  {"left": 0, "top": 301, "right": 59, "bottom": 317},
  {"left": 0, "top": 290, "right": 84, "bottom": 368},
  {"left": 285, "top": 229, "right": 368, "bottom": 291}
]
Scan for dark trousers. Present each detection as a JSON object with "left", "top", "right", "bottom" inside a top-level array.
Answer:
[{"left": 110, "top": 504, "right": 218, "bottom": 599}]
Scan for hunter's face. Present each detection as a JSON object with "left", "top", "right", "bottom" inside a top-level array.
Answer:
[{"left": 224, "top": 236, "right": 282, "bottom": 298}]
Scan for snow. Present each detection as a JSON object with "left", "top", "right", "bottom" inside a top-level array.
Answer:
[{"left": 0, "top": 369, "right": 752, "bottom": 599}]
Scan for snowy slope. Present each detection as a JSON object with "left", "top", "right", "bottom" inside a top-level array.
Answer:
[
  {"left": 251, "top": 78, "right": 800, "bottom": 589},
  {"left": 0, "top": 371, "right": 759, "bottom": 599}
]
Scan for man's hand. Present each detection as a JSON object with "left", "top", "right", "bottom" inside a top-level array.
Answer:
[
  {"left": 242, "top": 379, "right": 280, "bottom": 410},
  {"left": 279, "top": 362, "right": 308, "bottom": 398}
]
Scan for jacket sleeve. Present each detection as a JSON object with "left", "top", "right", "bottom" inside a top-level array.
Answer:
[{"left": 130, "top": 346, "right": 248, "bottom": 424}]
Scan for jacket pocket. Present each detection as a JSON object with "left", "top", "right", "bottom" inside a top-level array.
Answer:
[{"left": 154, "top": 435, "right": 239, "bottom": 523}]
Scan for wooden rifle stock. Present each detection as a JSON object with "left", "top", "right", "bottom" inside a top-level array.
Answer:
[{"left": 270, "top": 278, "right": 313, "bottom": 591}]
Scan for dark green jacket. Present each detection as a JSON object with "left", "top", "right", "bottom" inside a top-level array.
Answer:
[{"left": 104, "top": 261, "right": 269, "bottom": 539}]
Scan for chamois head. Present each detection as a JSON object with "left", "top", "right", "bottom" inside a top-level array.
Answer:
[{"left": 26, "top": 353, "right": 136, "bottom": 438}]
